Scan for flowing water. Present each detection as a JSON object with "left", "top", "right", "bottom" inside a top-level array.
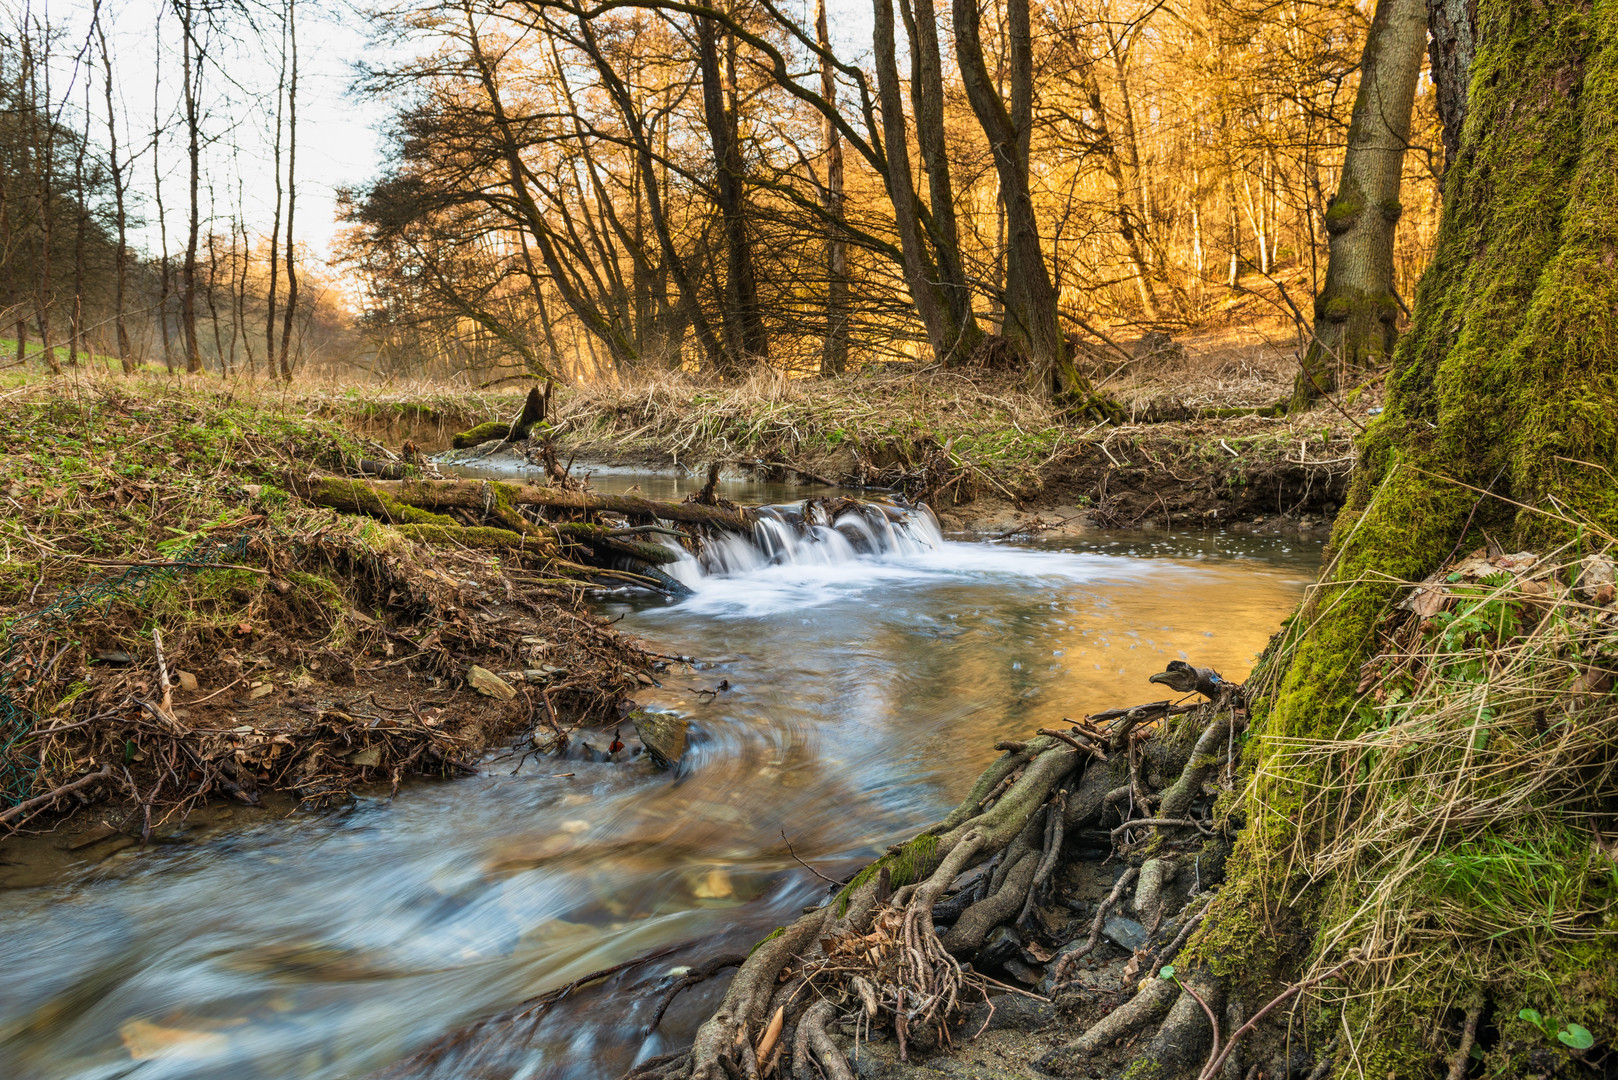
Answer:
[{"left": 0, "top": 473, "right": 1321, "bottom": 1080}]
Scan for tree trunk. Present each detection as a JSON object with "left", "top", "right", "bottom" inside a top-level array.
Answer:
[
  {"left": 871, "top": 0, "right": 975, "bottom": 365},
  {"left": 816, "top": 0, "right": 849, "bottom": 377},
  {"left": 952, "top": 0, "right": 1116, "bottom": 417},
  {"left": 25, "top": 31, "right": 60, "bottom": 376},
  {"left": 181, "top": 0, "right": 204, "bottom": 375},
  {"left": 696, "top": 15, "right": 768, "bottom": 373},
  {"left": 1291, "top": 0, "right": 1428, "bottom": 410},
  {"left": 1221, "top": 0, "right": 1618, "bottom": 1067},
  {"left": 95, "top": 12, "right": 135, "bottom": 372},
  {"left": 1426, "top": 0, "right": 1475, "bottom": 174},
  {"left": 267, "top": 4, "right": 287, "bottom": 379},
  {"left": 277, "top": 0, "right": 299, "bottom": 383},
  {"left": 899, "top": 0, "right": 981, "bottom": 356}
]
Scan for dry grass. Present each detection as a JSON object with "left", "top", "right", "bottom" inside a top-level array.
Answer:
[{"left": 1260, "top": 541, "right": 1618, "bottom": 1062}]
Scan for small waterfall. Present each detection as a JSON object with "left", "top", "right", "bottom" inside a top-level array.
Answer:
[{"left": 662, "top": 500, "right": 943, "bottom": 588}]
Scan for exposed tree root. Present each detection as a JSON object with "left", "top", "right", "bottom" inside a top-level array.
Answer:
[
  {"left": 1035, "top": 975, "right": 1178, "bottom": 1075},
  {"left": 630, "top": 665, "right": 1256, "bottom": 1080}
]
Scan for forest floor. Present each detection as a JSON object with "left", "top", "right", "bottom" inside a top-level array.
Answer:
[{"left": 0, "top": 375, "right": 667, "bottom": 863}]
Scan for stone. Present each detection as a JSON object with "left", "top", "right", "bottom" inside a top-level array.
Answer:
[
  {"left": 174, "top": 670, "right": 198, "bottom": 692},
  {"left": 633, "top": 712, "right": 689, "bottom": 769},
  {"left": 347, "top": 746, "right": 381, "bottom": 767},
  {"left": 960, "top": 993, "right": 1057, "bottom": 1034},
  {"left": 248, "top": 682, "right": 274, "bottom": 700},
  {"left": 467, "top": 665, "right": 516, "bottom": 700},
  {"left": 522, "top": 670, "right": 550, "bottom": 683},
  {"left": 1004, "top": 957, "right": 1044, "bottom": 985},
  {"left": 1102, "top": 915, "right": 1148, "bottom": 952}
]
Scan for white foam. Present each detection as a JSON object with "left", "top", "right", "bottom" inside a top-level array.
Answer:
[{"left": 656, "top": 502, "right": 1133, "bottom": 618}]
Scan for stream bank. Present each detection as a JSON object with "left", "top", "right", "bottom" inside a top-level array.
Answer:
[
  {"left": 0, "top": 377, "right": 663, "bottom": 844},
  {"left": 333, "top": 371, "right": 1359, "bottom": 541}
]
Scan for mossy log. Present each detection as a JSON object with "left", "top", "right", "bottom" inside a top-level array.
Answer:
[
  {"left": 549, "top": 522, "right": 682, "bottom": 564},
  {"left": 310, "top": 477, "right": 755, "bottom": 531},
  {"left": 395, "top": 524, "right": 536, "bottom": 550}
]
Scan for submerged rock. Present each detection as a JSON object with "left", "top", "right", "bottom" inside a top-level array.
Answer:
[{"left": 634, "top": 712, "right": 689, "bottom": 769}]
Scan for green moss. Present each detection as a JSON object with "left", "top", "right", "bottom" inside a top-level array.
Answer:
[
  {"left": 748, "top": 926, "right": 787, "bottom": 957},
  {"left": 1323, "top": 197, "right": 1363, "bottom": 235},
  {"left": 1119, "top": 1056, "right": 1166, "bottom": 1080},
  {"left": 395, "top": 524, "right": 527, "bottom": 550},
  {"left": 451, "top": 421, "right": 512, "bottom": 449},
  {"left": 1379, "top": 198, "right": 1404, "bottom": 222},
  {"left": 832, "top": 833, "right": 942, "bottom": 915}
]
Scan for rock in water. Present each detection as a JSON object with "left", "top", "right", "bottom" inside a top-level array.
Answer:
[
  {"left": 634, "top": 713, "right": 689, "bottom": 769},
  {"left": 468, "top": 665, "right": 516, "bottom": 700}
]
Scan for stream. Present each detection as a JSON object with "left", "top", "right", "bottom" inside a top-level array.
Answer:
[{"left": 0, "top": 471, "right": 1321, "bottom": 1080}]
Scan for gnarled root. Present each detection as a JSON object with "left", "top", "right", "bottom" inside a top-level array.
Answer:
[
  {"left": 659, "top": 738, "right": 1081, "bottom": 1080},
  {"left": 1035, "top": 975, "right": 1178, "bottom": 1076},
  {"left": 642, "top": 674, "right": 1255, "bottom": 1080},
  {"left": 793, "top": 1000, "right": 854, "bottom": 1080}
]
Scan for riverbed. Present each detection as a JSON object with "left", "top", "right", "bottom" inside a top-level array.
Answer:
[{"left": 0, "top": 473, "right": 1320, "bottom": 1080}]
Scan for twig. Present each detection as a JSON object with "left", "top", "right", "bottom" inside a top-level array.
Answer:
[
  {"left": 1038, "top": 727, "right": 1109, "bottom": 761},
  {"left": 782, "top": 829, "right": 842, "bottom": 886},
  {"left": 1198, "top": 958, "right": 1354, "bottom": 1080},
  {"left": 1111, "top": 817, "right": 1213, "bottom": 838},
  {"left": 1446, "top": 1003, "right": 1483, "bottom": 1080},
  {"left": 152, "top": 628, "right": 173, "bottom": 716},
  {"left": 0, "top": 764, "right": 114, "bottom": 825},
  {"left": 178, "top": 677, "right": 245, "bottom": 705},
  {"left": 1053, "top": 866, "right": 1140, "bottom": 980}
]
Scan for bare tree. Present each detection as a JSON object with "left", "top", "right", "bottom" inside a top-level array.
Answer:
[
  {"left": 178, "top": 0, "right": 204, "bottom": 373},
  {"left": 815, "top": 0, "right": 846, "bottom": 376},
  {"left": 276, "top": 0, "right": 299, "bottom": 382},
  {"left": 94, "top": 3, "right": 134, "bottom": 371}
]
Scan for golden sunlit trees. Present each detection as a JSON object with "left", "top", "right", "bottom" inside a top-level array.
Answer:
[{"left": 344, "top": 0, "right": 1442, "bottom": 397}]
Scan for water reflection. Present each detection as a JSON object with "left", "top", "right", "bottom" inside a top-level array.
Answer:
[{"left": 0, "top": 478, "right": 1319, "bottom": 1080}]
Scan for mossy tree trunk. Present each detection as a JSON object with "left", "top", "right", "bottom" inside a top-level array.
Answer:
[
  {"left": 1291, "top": 0, "right": 1429, "bottom": 410},
  {"left": 1213, "top": 0, "right": 1618, "bottom": 1069}
]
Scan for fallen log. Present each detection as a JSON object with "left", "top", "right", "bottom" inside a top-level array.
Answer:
[{"left": 298, "top": 477, "right": 755, "bottom": 531}]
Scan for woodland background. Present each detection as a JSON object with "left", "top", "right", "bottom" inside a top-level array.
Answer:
[{"left": 0, "top": 0, "right": 1441, "bottom": 388}]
